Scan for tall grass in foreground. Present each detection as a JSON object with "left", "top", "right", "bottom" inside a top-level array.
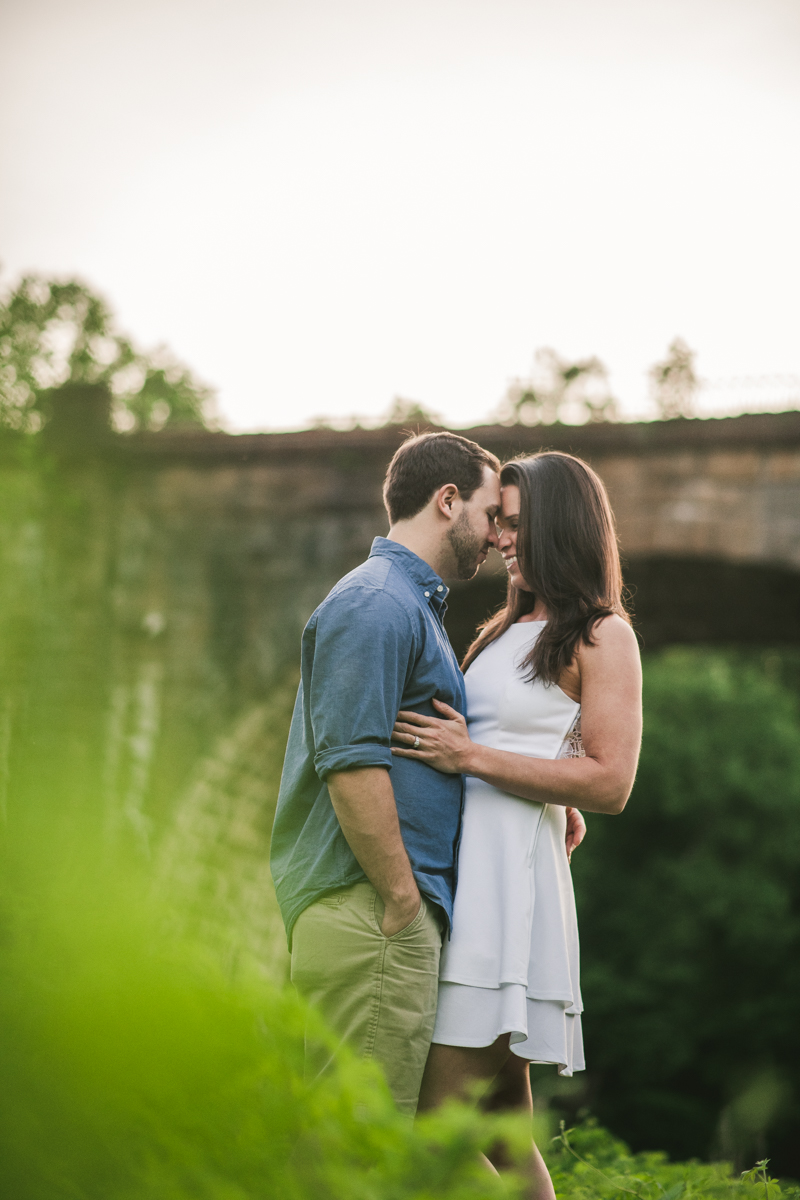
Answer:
[
  {"left": 1, "top": 781, "right": 798, "bottom": 1198},
  {"left": 0, "top": 802, "right": 531, "bottom": 1199}
]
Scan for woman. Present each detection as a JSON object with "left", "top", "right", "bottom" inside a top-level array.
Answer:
[{"left": 392, "top": 452, "right": 642, "bottom": 1199}]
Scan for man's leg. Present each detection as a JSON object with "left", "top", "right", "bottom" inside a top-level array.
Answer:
[{"left": 291, "top": 880, "right": 441, "bottom": 1116}]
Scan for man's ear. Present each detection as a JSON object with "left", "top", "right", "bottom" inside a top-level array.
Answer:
[{"left": 434, "top": 484, "right": 459, "bottom": 520}]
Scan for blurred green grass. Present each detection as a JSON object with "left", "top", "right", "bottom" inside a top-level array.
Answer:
[
  {"left": 3, "top": 749, "right": 799, "bottom": 1199},
  {"left": 0, "top": 795, "right": 535, "bottom": 1199}
]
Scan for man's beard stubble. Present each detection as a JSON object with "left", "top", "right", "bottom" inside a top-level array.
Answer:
[{"left": 446, "top": 509, "right": 488, "bottom": 581}]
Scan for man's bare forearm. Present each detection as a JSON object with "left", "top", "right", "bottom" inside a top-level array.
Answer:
[{"left": 327, "top": 767, "right": 420, "bottom": 934}]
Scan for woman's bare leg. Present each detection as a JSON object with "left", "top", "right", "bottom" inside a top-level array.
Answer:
[
  {"left": 417, "top": 1041, "right": 556, "bottom": 1200},
  {"left": 480, "top": 1053, "right": 555, "bottom": 1199},
  {"left": 417, "top": 1037, "right": 512, "bottom": 1112}
]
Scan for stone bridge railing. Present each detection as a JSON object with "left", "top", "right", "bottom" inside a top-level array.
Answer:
[
  {"left": 118, "top": 409, "right": 800, "bottom": 570},
  {"left": 108, "top": 410, "right": 800, "bottom": 653}
]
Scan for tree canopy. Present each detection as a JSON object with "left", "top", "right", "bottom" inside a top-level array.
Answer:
[
  {"left": 573, "top": 650, "right": 800, "bottom": 1170},
  {"left": 0, "top": 274, "right": 214, "bottom": 434},
  {"left": 498, "top": 347, "right": 620, "bottom": 426},
  {"left": 649, "top": 337, "right": 699, "bottom": 419}
]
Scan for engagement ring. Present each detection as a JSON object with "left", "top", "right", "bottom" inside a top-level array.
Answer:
[{"left": 413, "top": 736, "right": 420, "bottom": 749}]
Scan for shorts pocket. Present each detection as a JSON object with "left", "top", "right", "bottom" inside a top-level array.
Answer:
[
  {"left": 373, "top": 893, "right": 428, "bottom": 940},
  {"left": 389, "top": 896, "right": 428, "bottom": 940}
]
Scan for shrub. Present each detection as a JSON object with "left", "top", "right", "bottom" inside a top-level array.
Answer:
[{"left": 572, "top": 651, "right": 800, "bottom": 1171}]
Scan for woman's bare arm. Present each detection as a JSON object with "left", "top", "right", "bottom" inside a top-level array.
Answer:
[{"left": 392, "top": 615, "right": 642, "bottom": 815}]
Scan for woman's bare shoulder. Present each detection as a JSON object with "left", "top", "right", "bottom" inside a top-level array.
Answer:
[
  {"left": 582, "top": 614, "right": 640, "bottom": 658},
  {"left": 575, "top": 615, "right": 642, "bottom": 714}
]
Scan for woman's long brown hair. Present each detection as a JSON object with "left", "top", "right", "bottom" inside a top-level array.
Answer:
[{"left": 461, "top": 452, "right": 630, "bottom": 684}]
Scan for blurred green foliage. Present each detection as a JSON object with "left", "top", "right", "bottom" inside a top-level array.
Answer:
[
  {"left": 572, "top": 650, "right": 800, "bottom": 1171},
  {"left": 1, "top": 799, "right": 536, "bottom": 1198},
  {"left": 2, "top": 671, "right": 797, "bottom": 1198},
  {"left": 0, "top": 273, "right": 213, "bottom": 433}
]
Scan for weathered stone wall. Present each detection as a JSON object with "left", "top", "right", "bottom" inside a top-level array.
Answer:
[
  {"left": 599, "top": 444, "right": 800, "bottom": 571},
  {"left": 113, "top": 410, "right": 800, "bottom": 573},
  {"left": 104, "top": 411, "right": 800, "bottom": 666}
]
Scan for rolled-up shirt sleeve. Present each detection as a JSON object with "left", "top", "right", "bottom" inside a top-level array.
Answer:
[{"left": 307, "top": 586, "right": 415, "bottom": 781}]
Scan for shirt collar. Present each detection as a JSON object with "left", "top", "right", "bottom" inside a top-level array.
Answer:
[{"left": 369, "top": 537, "right": 450, "bottom": 609}]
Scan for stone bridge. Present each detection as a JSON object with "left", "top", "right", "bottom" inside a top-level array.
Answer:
[{"left": 110, "top": 409, "right": 800, "bottom": 669}]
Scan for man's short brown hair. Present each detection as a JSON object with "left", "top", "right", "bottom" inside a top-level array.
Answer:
[{"left": 383, "top": 432, "right": 501, "bottom": 524}]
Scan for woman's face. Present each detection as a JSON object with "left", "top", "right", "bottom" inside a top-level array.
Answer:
[{"left": 495, "top": 484, "right": 532, "bottom": 592}]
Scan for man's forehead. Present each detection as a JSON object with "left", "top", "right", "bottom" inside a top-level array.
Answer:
[{"left": 481, "top": 465, "right": 502, "bottom": 504}]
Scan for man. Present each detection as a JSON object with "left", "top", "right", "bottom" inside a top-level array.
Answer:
[{"left": 270, "top": 431, "right": 501, "bottom": 1115}]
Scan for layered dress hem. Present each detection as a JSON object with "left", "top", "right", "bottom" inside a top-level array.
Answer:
[{"left": 433, "top": 982, "right": 584, "bottom": 1075}]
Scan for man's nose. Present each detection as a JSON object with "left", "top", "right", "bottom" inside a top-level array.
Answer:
[{"left": 487, "top": 523, "right": 499, "bottom": 547}]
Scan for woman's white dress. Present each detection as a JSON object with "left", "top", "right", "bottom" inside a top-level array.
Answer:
[{"left": 433, "top": 621, "right": 585, "bottom": 1076}]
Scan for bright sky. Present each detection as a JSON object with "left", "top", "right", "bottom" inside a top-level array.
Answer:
[{"left": 1, "top": 0, "right": 799, "bottom": 430}]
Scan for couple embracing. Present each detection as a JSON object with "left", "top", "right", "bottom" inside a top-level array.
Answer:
[{"left": 271, "top": 431, "right": 642, "bottom": 1198}]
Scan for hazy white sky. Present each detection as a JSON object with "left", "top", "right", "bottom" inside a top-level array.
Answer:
[{"left": 1, "top": 0, "right": 799, "bottom": 430}]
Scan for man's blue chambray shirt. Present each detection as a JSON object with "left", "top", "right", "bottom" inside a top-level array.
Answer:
[{"left": 270, "top": 537, "right": 466, "bottom": 947}]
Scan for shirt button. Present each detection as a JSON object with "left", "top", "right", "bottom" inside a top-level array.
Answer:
[
  {"left": 437, "top": 585, "right": 444, "bottom": 592},
  {"left": 424, "top": 591, "right": 430, "bottom": 598}
]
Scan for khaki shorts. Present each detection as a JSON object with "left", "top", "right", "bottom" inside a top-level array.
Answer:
[{"left": 291, "top": 880, "right": 442, "bottom": 1116}]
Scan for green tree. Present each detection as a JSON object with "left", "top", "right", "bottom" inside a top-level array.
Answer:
[
  {"left": 649, "top": 337, "right": 699, "bottom": 419},
  {"left": 499, "top": 348, "right": 619, "bottom": 426},
  {"left": 382, "top": 395, "right": 443, "bottom": 427},
  {"left": 0, "top": 273, "right": 214, "bottom": 433},
  {"left": 572, "top": 651, "right": 800, "bottom": 1172}
]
